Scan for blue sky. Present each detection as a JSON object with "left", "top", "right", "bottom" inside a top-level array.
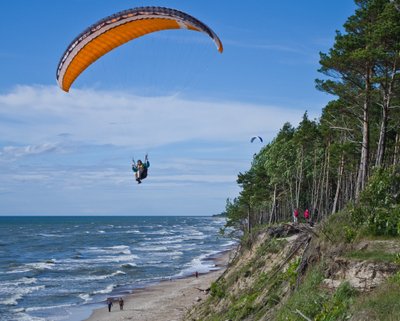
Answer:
[{"left": 0, "top": 1, "right": 356, "bottom": 216}]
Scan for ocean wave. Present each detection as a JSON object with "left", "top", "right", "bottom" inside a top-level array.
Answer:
[
  {"left": 93, "top": 284, "right": 115, "bottom": 295},
  {"left": 182, "top": 232, "right": 207, "bottom": 241},
  {"left": 111, "top": 270, "right": 126, "bottom": 277},
  {"left": 0, "top": 216, "right": 231, "bottom": 320},
  {"left": 136, "top": 245, "right": 168, "bottom": 252},
  {"left": 9, "top": 311, "right": 46, "bottom": 321},
  {"left": 121, "top": 263, "right": 137, "bottom": 268},
  {"left": 60, "top": 254, "right": 138, "bottom": 266},
  {"left": 25, "top": 261, "right": 56, "bottom": 271},
  {"left": 124, "top": 229, "right": 140, "bottom": 234},
  {"left": 79, "top": 293, "right": 92, "bottom": 302},
  {"left": 25, "top": 303, "right": 74, "bottom": 312},
  {"left": 3, "top": 267, "right": 32, "bottom": 274},
  {"left": 82, "top": 245, "right": 132, "bottom": 255},
  {"left": 144, "top": 229, "right": 172, "bottom": 235},
  {"left": 1, "top": 277, "right": 37, "bottom": 287},
  {"left": 95, "top": 254, "right": 138, "bottom": 263},
  {"left": 222, "top": 240, "right": 238, "bottom": 248},
  {"left": 148, "top": 235, "right": 184, "bottom": 245},
  {"left": 156, "top": 239, "right": 184, "bottom": 245},
  {"left": 0, "top": 285, "right": 45, "bottom": 306},
  {"left": 142, "top": 262, "right": 170, "bottom": 268},
  {"left": 37, "top": 233, "right": 64, "bottom": 238},
  {"left": 176, "top": 257, "right": 217, "bottom": 277},
  {"left": 41, "top": 270, "right": 126, "bottom": 283},
  {"left": 155, "top": 250, "right": 183, "bottom": 257}
]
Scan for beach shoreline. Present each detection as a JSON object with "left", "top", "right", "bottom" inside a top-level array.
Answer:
[{"left": 84, "top": 249, "right": 233, "bottom": 321}]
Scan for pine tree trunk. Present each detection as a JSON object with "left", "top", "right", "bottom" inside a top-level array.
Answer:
[
  {"left": 324, "top": 145, "right": 331, "bottom": 217},
  {"left": 269, "top": 184, "right": 277, "bottom": 225},
  {"left": 332, "top": 153, "right": 345, "bottom": 214},
  {"left": 356, "top": 67, "right": 371, "bottom": 199},
  {"left": 376, "top": 58, "right": 397, "bottom": 167},
  {"left": 247, "top": 206, "right": 251, "bottom": 234},
  {"left": 375, "top": 104, "right": 388, "bottom": 168},
  {"left": 295, "top": 147, "right": 304, "bottom": 208},
  {"left": 394, "top": 132, "right": 400, "bottom": 167}
]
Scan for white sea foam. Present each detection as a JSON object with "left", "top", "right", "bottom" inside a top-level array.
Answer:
[
  {"left": 93, "top": 284, "right": 115, "bottom": 295},
  {"left": 38, "top": 233, "right": 64, "bottom": 238},
  {"left": 79, "top": 293, "right": 92, "bottom": 302},
  {"left": 41, "top": 270, "right": 125, "bottom": 283},
  {"left": 155, "top": 250, "right": 183, "bottom": 257},
  {"left": 61, "top": 253, "right": 138, "bottom": 265},
  {"left": 2, "top": 277, "right": 37, "bottom": 287},
  {"left": 222, "top": 240, "right": 238, "bottom": 248},
  {"left": 110, "top": 270, "right": 126, "bottom": 277},
  {"left": 25, "top": 261, "right": 56, "bottom": 271},
  {"left": 25, "top": 303, "right": 74, "bottom": 312},
  {"left": 144, "top": 260, "right": 163, "bottom": 265},
  {"left": 124, "top": 229, "right": 140, "bottom": 234},
  {"left": 83, "top": 245, "right": 132, "bottom": 255},
  {"left": 150, "top": 235, "right": 184, "bottom": 245},
  {"left": 136, "top": 245, "right": 168, "bottom": 252},
  {"left": 9, "top": 311, "right": 46, "bottom": 321},
  {"left": 176, "top": 254, "right": 218, "bottom": 277},
  {"left": 182, "top": 231, "right": 207, "bottom": 240},
  {"left": 145, "top": 229, "right": 172, "bottom": 235},
  {"left": 4, "top": 267, "right": 33, "bottom": 274},
  {"left": 0, "top": 285, "right": 45, "bottom": 305},
  {"left": 97, "top": 254, "right": 137, "bottom": 263},
  {"left": 121, "top": 262, "right": 137, "bottom": 268},
  {"left": 157, "top": 239, "right": 183, "bottom": 245}
]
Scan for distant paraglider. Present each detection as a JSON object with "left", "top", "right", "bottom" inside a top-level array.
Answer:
[
  {"left": 56, "top": 6, "right": 223, "bottom": 92},
  {"left": 250, "top": 136, "right": 263, "bottom": 143}
]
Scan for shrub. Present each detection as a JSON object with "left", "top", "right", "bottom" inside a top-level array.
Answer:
[
  {"left": 210, "top": 280, "right": 226, "bottom": 299},
  {"left": 350, "top": 165, "right": 400, "bottom": 237}
]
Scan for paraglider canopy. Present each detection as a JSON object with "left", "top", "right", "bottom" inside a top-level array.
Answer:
[
  {"left": 56, "top": 6, "right": 223, "bottom": 92},
  {"left": 250, "top": 136, "right": 263, "bottom": 143}
]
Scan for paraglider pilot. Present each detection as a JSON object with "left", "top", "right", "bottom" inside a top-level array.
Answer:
[{"left": 132, "top": 154, "right": 150, "bottom": 184}]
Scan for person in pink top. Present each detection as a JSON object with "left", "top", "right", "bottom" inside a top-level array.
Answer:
[
  {"left": 293, "top": 208, "right": 299, "bottom": 224},
  {"left": 304, "top": 208, "right": 310, "bottom": 224}
]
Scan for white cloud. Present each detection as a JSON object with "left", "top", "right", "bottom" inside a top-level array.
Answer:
[
  {"left": 0, "top": 85, "right": 306, "bottom": 215},
  {"left": 0, "top": 143, "right": 59, "bottom": 160},
  {"left": 0, "top": 85, "right": 303, "bottom": 149}
]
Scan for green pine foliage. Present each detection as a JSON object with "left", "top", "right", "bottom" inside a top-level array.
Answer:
[
  {"left": 224, "top": 0, "right": 400, "bottom": 239},
  {"left": 215, "top": 2, "right": 400, "bottom": 320}
]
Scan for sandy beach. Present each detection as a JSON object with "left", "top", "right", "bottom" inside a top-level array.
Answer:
[{"left": 84, "top": 251, "right": 232, "bottom": 321}]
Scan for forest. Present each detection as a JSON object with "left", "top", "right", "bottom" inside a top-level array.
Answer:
[{"left": 224, "top": 0, "right": 400, "bottom": 239}]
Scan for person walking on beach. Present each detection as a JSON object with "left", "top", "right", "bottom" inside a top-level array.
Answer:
[
  {"left": 119, "top": 297, "right": 124, "bottom": 310},
  {"left": 107, "top": 298, "right": 113, "bottom": 312}
]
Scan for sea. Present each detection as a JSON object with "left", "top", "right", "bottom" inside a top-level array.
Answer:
[{"left": 0, "top": 216, "right": 234, "bottom": 321}]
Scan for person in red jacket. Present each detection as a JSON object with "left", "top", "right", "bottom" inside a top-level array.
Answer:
[
  {"left": 293, "top": 208, "right": 299, "bottom": 224},
  {"left": 304, "top": 208, "right": 310, "bottom": 224}
]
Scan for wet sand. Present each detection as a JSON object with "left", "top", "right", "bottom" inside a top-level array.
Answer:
[{"left": 84, "top": 251, "right": 232, "bottom": 321}]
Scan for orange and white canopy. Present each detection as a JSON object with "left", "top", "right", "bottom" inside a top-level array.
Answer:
[{"left": 56, "top": 6, "right": 223, "bottom": 92}]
